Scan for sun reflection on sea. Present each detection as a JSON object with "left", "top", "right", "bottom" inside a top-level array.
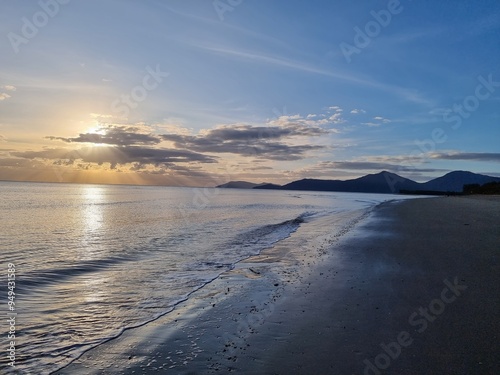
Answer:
[
  {"left": 79, "top": 185, "right": 107, "bottom": 260},
  {"left": 77, "top": 185, "right": 110, "bottom": 304}
]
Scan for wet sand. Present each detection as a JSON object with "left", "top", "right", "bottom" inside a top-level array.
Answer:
[
  {"left": 235, "top": 196, "right": 500, "bottom": 374},
  {"left": 57, "top": 196, "right": 500, "bottom": 374}
]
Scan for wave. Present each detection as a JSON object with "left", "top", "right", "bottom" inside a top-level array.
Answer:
[
  {"left": 7, "top": 255, "right": 134, "bottom": 296},
  {"left": 46, "top": 212, "right": 313, "bottom": 374}
]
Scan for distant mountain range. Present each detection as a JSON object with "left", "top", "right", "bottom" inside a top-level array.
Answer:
[
  {"left": 215, "top": 181, "right": 269, "bottom": 189},
  {"left": 216, "top": 171, "right": 500, "bottom": 194}
]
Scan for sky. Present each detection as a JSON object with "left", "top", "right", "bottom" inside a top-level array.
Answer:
[{"left": 1, "top": 0, "right": 499, "bottom": 186}]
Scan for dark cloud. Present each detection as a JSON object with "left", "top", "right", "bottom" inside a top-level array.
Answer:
[
  {"left": 27, "top": 120, "right": 329, "bottom": 178},
  {"left": 206, "top": 123, "right": 327, "bottom": 140},
  {"left": 46, "top": 122, "right": 328, "bottom": 161},
  {"left": 46, "top": 125, "right": 161, "bottom": 146},
  {"left": 296, "top": 161, "right": 450, "bottom": 179},
  {"left": 12, "top": 145, "right": 216, "bottom": 169},
  {"left": 247, "top": 166, "right": 274, "bottom": 171},
  {"left": 430, "top": 152, "right": 500, "bottom": 162},
  {"left": 162, "top": 124, "right": 328, "bottom": 160},
  {"left": 317, "top": 161, "right": 446, "bottom": 173}
]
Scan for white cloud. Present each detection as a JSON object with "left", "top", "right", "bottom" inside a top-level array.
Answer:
[
  {"left": 0, "top": 85, "right": 16, "bottom": 101},
  {"left": 270, "top": 111, "right": 345, "bottom": 127},
  {"left": 373, "top": 116, "right": 391, "bottom": 123},
  {"left": 329, "top": 112, "right": 346, "bottom": 124},
  {"left": 350, "top": 109, "right": 366, "bottom": 114}
]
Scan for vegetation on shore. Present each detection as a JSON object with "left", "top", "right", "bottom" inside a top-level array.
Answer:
[
  {"left": 401, "top": 181, "right": 500, "bottom": 196},
  {"left": 463, "top": 181, "right": 500, "bottom": 195}
]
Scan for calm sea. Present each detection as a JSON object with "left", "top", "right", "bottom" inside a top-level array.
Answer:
[{"left": 0, "top": 181, "right": 412, "bottom": 374}]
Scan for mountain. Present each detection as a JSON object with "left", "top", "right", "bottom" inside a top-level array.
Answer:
[
  {"left": 253, "top": 183, "right": 282, "bottom": 190},
  {"left": 217, "top": 171, "right": 500, "bottom": 194},
  {"left": 282, "top": 171, "right": 420, "bottom": 194},
  {"left": 419, "top": 171, "right": 500, "bottom": 192},
  {"left": 216, "top": 181, "right": 268, "bottom": 189}
]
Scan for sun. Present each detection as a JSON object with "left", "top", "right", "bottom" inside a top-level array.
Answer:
[
  {"left": 86, "top": 126, "right": 107, "bottom": 135},
  {"left": 84, "top": 126, "right": 109, "bottom": 147}
]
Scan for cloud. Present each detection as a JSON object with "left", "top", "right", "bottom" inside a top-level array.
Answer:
[
  {"left": 328, "top": 112, "right": 345, "bottom": 124},
  {"left": 36, "top": 114, "right": 331, "bottom": 172},
  {"left": 247, "top": 166, "right": 274, "bottom": 171},
  {"left": 46, "top": 125, "right": 162, "bottom": 146},
  {"left": 268, "top": 113, "right": 344, "bottom": 130},
  {"left": 328, "top": 106, "right": 342, "bottom": 112},
  {"left": 13, "top": 145, "right": 216, "bottom": 169},
  {"left": 313, "top": 161, "right": 447, "bottom": 173},
  {"left": 350, "top": 109, "right": 366, "bottom": 114},
  {"left": 159, "top": 116, "right": 331, "bottom": 161},
  {"left": 0, "top": 85, "right": 16, "bottom": 101},
  {"left": 161, "top": 123, "right": 326, "bottom": 161},
  {"left": 362, "top": 116, "right": 391, "bottom": 126},
  {"left": 299, "top": 152, "right": 500, "bottom": 179},
  {"left": 270, "top": 114, "right": 324, "bottom": 127},
  {"left": 373, "top": 116, "right": 391, "bottom": 123},
  {"left": 430, "top": 152, "right": 500, "bottom": 162}
]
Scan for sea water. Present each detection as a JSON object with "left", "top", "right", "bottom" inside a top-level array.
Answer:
[{"left": 0, "top": 181, "right": 413, "bottom": 374}]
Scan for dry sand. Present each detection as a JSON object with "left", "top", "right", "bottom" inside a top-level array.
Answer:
[{"left": 57, "top": 196, "right": 500, "bottom": 375}]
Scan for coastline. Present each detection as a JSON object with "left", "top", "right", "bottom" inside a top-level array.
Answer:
[{"left": 56, "top": 196, "right": 500, "bottom": 374}]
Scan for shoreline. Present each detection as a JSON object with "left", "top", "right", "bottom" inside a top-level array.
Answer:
[
  {"left": 56, "top": 196, "right": 499, "bottom": 374},
  {"left": 54, "top": 204, "right": 375, "bottom": 374}
]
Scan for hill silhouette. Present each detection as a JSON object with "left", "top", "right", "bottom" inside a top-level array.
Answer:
[{"left": 218, "top": 171, "right": 500, "bottom": 194}]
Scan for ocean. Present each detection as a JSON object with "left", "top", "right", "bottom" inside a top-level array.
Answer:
[{"left": 0, "top": 181, "right": 414, "bottom": 374}]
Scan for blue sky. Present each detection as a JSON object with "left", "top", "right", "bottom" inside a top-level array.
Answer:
[{"left": 1, "top": 0, "right": 499, "bottom": 186}]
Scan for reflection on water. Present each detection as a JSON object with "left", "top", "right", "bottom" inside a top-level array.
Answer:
[
  {"left": 79, "top": 186, "right": 109, "bottom": 304},
  {"left": 80, "top": 186, "right": 106, "bottom": 261},
  {"left": 81, "top": 274, "right": 108, "bottom": 304}
]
